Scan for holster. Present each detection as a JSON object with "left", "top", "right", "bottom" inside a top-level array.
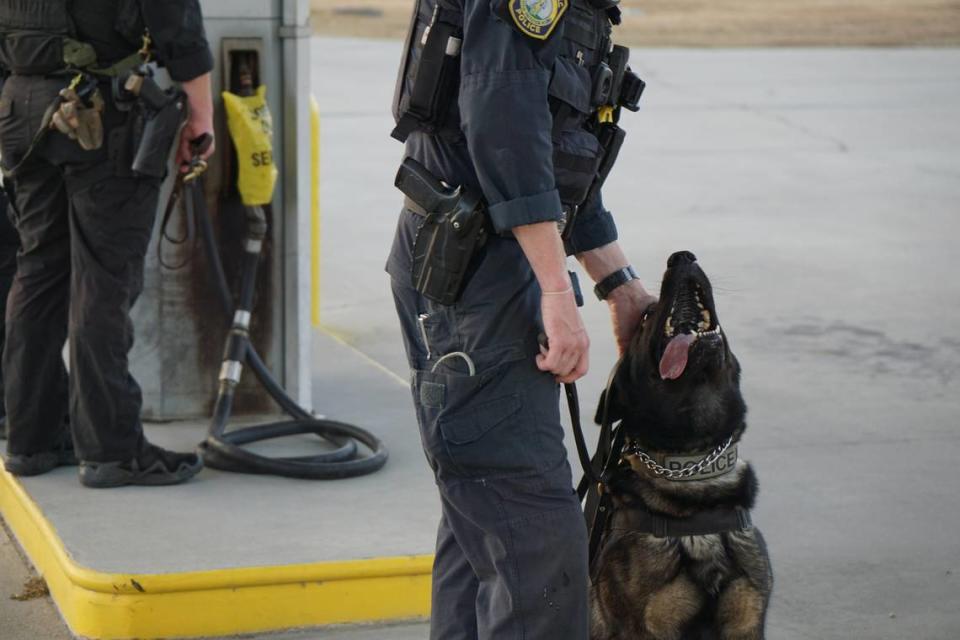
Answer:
[
  {"left": 396, "top": 158, "right": 487, "bottom": 305},
  {"left": 124, "top": 73, "right": 188, "bottom": 178}
]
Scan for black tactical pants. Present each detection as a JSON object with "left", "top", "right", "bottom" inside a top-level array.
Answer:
[
  {"left": 389, "top": 212, "right": 589, "bottom": 639},
  {"left": 0, "top": 75, "right": 160, "bottom": 461},
  {"left": 0, "top": 186, "right": 18, "bottom": 421}
]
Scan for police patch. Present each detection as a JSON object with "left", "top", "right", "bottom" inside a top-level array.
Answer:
[{"left": 507, "top": 0, "right": 567, "bottom": 41}]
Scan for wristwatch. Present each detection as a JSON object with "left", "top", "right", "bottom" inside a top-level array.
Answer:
[{"left": 594, "top": 265, "right": 639, "bottom": 301}]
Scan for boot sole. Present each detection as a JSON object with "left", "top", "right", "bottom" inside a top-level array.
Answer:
[
  {"left": 3, "top": 452, "right": 59, "bottom": 477},
  {"left": 79, "top": 459, "right": 204, "bottom": 488}
]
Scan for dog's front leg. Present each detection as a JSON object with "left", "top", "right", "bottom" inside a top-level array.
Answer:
[
  {"left": 716, "top": 576, "right": 766, "bottom": 640},
  {"left": 643, "top": 572, "right": 703, "bottom": 640}
]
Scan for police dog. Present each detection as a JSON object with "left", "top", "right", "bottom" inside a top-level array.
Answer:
[{"left": 589, "top": 251, "right": 772, "bottom": 640}]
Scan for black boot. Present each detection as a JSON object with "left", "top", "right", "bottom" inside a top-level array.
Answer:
[
  {"left": 79, "top": 441, "right": 203, "bottom": 488},
  {"left": 3, "top": 430, "right": 78, "bottom": 477}
]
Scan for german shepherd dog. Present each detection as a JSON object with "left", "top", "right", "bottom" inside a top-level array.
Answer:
[{"left": 589, "top": 251, "right": 773, "bottom": 640}]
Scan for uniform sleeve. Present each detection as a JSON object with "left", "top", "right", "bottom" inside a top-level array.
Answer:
[
  {"left": 563, "top": 189, "right": 618, "bottom": 256},
  {"left": 457, "top": 0, "right": 564, "bottom": 233},
  {"left": 140, "top": 0, "right": 213, "bottom": 82}
]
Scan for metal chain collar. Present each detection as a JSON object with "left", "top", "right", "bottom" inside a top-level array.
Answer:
[{"left": 623, "top": 436, "right": 734, "bottom": 480}]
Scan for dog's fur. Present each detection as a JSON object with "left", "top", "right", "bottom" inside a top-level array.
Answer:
[{"left": 590, "top": 251, "right": 773, "bottom": 640}]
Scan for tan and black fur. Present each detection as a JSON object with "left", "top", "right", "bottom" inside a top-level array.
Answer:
[{"left": 590, "top": 251, "right": 773, "bottom": 640}]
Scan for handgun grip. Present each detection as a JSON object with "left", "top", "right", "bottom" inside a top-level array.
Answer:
[{"left": 395, "top": 157, "right": 456, "bottom": 213}]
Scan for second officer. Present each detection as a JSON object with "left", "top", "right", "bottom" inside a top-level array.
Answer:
[{"left": 0, "top": 0, "right": 215, "bottom": 487}]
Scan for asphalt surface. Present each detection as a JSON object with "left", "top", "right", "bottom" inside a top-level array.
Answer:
[
  {"left": 2, "top": 40, "right": 958, "bottom": 640},
  {"left": 0, "top": 519, "right": 71, "bottom": 640}
]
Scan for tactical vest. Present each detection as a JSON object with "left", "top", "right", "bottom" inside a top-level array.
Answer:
[
  {"left": 391, "top": 0, "right": 643, "bottom": 216},
  {"left": 0, "top": 0, "right": 145, "bottom": 76}
]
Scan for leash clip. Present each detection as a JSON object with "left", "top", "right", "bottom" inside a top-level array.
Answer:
[
  {"left": 183, "top": 158, "right": 208, "bottom": 183},
  {"left": 182, "top": 134, "right": 214, "bottom": 183}
]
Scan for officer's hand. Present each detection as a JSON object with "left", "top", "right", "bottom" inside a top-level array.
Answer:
[
  {"left": 607, "top": 280, "right": 657, "bottom": 356},
  {"left": 537, "top": 290, "right": 590, "bottom": 384},
  {"left": 179, "top": 73, "right": 215, "bottom": 170}
]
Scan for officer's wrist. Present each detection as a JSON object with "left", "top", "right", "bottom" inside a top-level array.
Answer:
[{"left": 606, "top": 277, "right": 646, "bottom": 305}]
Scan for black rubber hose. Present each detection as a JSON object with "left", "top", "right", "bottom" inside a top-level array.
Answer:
[{"left": 189, "top": 180, "right": 388, "bottom": 479}]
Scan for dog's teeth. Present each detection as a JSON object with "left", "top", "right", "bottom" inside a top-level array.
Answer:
[{"left": 701, "top": 310, "right": 711, "bottom": 322}]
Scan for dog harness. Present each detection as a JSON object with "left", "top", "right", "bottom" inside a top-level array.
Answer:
[{"left": 608, "top": 504, "right": 752, "bottom": 538}]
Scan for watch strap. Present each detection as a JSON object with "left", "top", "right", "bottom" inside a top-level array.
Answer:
[{"left": 594, "top": 265, "right": 639, "bottom": 301}]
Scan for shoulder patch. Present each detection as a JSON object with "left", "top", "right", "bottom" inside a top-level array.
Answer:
[{"left": 507, "top": 0, "right": 568, "bottom": 40}]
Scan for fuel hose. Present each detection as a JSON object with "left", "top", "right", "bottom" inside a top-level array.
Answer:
[{"left": 181, "top": 139, "right": 388, "bottom": 479}]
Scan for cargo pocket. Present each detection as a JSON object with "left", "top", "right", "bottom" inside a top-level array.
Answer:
[
  {"left": 0, "top": 94, "right": 25, "bottom": 173},
  {"left": 439, "top": 392, "right": 529, "bottom": 476},
  {"left": 412, "top": 341, "right": 544, "bottom": 479},
  {"left": 548, "top": 57, "right": 602, "bottom": 208}
]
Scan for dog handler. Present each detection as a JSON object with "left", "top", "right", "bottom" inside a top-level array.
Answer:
[
  {"left": 0, "top": 0, "right": 215, "bottom": 486},
  {"left": 388, "top": 0, "right": 656, "bottom": 635}
]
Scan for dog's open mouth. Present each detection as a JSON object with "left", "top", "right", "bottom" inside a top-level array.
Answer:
[{"left": 656, "top": 252, "right": 723, "bottom": 381}]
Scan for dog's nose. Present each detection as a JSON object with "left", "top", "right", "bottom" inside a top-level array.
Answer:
[{"left": 667, "top": 251, "right": 697, "bottom": 267}]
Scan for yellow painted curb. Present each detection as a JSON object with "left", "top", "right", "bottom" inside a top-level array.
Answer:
[{"left": 0, "top": 467, "right": 432, "bottom": 639}]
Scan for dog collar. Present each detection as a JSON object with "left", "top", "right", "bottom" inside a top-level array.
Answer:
[{"left": 624, "top": 439, "right": 739, "bottom": 482}]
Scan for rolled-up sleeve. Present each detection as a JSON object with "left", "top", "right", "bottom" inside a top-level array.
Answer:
[
  {"left": 458, "top": 0, "right": 563, "bottom": 233},
  {"left": 140, "top": 0, "right": 213, "bottom": 82},
  {"left": 563, "top": 188, "right": 618, "bottom": 256}
]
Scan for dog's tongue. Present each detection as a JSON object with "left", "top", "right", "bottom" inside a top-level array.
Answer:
[{"left": 659, "top": 333, "right": 696, "bottom": 380}]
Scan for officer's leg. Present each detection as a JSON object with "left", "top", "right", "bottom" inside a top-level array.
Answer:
[
  {"left": 479, "top": 469, "right": 589, "bottom": 639},
  {"left": 0, "top": 185, "right": 19, "bottom": 438},
  {"left": 431, "top": 509, "right": 480, "bottom": 640},
  {"left": 391, "top": 276, "right": 483, "bottom": 638},
  {"left": 64, "top": 171, "right": 160, "bottom": 461},
  {"left": 392, "top": 274, "right": 489, "bottom": 637},
  {"left": 438, "top": 460, "right": 589, "bottom": 640},
  {"left": 439, "top": 237, "right": 589, "bottom": 639},
  {"left": 2, "top": 163, "right": 71, "bottom": 457}
]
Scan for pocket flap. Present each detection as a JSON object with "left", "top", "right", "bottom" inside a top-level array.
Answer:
[
  {"left": 549, "top": 56, "right": 592, "bottom": 114},
  {"left": 440, "top": 394, "right": 522, "bottom": 445}
]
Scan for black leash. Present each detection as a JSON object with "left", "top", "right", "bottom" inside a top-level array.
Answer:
[
  {"left": 564, "top": 381, "right": 600, "bottom": 488},
  {"left": 156, "top": 162, "right": 203, "bottom": 271},
  {"left": 560, "top": 358, "right": 626, "bottom": 570}
]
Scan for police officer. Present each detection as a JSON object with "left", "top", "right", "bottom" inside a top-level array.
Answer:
[
  {"left": 0, "top": 1, "right": 215, "bottom": 487},
  {"left": 388, "top": 0, "right": 655, "bottom": 635}
]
